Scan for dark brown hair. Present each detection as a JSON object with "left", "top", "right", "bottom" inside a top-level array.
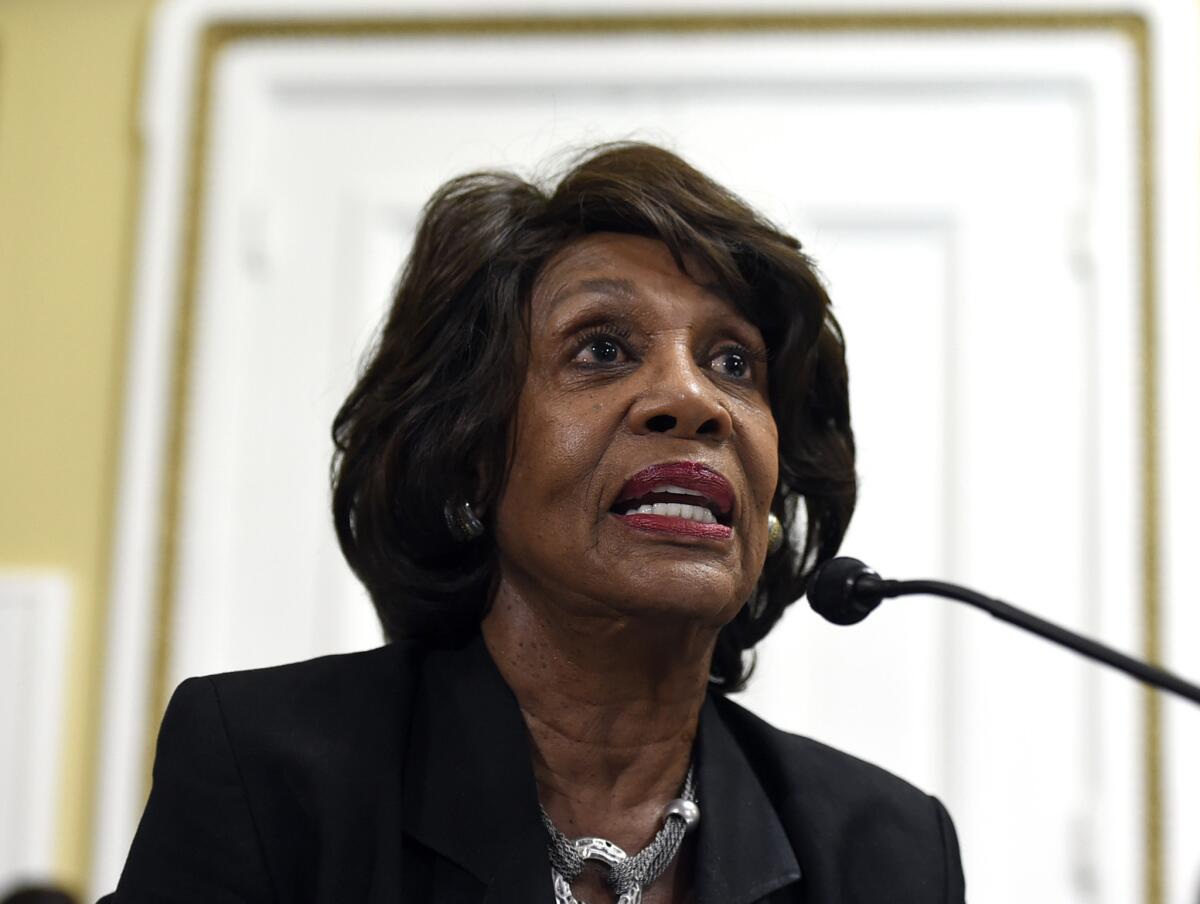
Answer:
[{"left": 331, "top": 143, "right": 855, "bottom": 691}]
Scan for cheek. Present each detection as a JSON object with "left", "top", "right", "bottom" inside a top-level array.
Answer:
[
  {"left": 500, "top": 388, "right": 614, "bottom": 526},
  {"left": 739, "top": 407, "right": 781, "bottom": 513},
  {"left": 541, "top": 406, "right": 607, "bottom": 478}
]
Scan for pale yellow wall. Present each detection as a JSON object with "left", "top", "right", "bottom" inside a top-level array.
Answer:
[{"left": 0, "top": 0, "right": 158, "bottom": 892}]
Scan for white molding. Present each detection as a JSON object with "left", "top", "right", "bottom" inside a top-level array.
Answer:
[
  {"left": 0, "top": 572, "right": 70, "bottom": 889},
  {"left": 143, "top": 0, "right": 1200, "bottom": 20},
  {"left": 1154, "top": 0, "right": 1200, "bottom": 899},
  {"left": 93, "top": 1, "right": 1200, "bottom": 900},
  {"left": 90, "top": 0, "right": 202, "bottom": 888}
]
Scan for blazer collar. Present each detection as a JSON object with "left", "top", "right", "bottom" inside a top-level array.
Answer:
[
  {"left": 402, "top": 634, "right": 800, "bottom": 904},
  {"left": 695, "top": 694, "right": 802, "bottom": 903},
  {"left": 402, "top": 634, "right": 552, "bottom": 903}
]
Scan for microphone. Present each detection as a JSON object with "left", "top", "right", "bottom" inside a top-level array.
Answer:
[
  {"left": 806, "top": 556, "right": 1200, "bottom": 707},
  {"left": 806, "top": 556, "right": 888, "bottom": 625}
]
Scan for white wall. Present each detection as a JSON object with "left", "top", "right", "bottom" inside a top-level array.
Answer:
[
  {"left": 92, "top": 2, "right": 1200, "bottom": 901},
  {"left": 0, "top": 573, "right": 69, "bottom": 893}
]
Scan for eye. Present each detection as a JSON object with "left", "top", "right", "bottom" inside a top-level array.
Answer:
[
  {"left": 710, "top": 346, "right": 752, "bottom": 379},
  {"left": 572, "top": 327, "right": 633, "bottom": 367},
  {"left": 582, "top": 337, "right": 623, "bottom": 364}
]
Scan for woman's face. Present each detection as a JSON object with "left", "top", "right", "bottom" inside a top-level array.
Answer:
[{"left": 493, "top": 233, "right": 779, "bottom": 629}]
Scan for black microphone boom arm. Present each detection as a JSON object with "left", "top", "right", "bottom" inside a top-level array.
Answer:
[{"left": 857, "top": 573, "right": 1200, "bottom": 707}]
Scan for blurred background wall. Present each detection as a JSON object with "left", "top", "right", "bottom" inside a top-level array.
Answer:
[
  {"left": 1, "top": 2, "right": 1198, "bottom": 903},
  {"left": 0, "top": 0, "right": 156, "bottom": 895}
]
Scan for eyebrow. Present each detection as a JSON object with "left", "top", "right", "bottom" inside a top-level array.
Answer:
[
  {"left": 551, "top": 276, "right": 638, "bottom": 310},
  {"left": 551, "top": 274, "right": 731, "bottom": 310}
]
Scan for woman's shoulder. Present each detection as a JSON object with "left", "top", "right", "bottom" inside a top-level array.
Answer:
[
  {"left": 164, "top": 641, "right": 422, "bottom": 771},
  {"left": 710, "top": 692, "right": 949, "bottom": 824},
  {"left": 710, "top": 693, "right": 965, "bottom": 900},
  {"left": 201, "top": 640, "right": 415, "bottom": 702},
  {"left": 113, "top": 643, "right": 429, "bottom": 902}
]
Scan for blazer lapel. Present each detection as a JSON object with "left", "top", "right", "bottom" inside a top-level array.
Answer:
[
  {"left": 694, "top": 695, "right": 802, "bottom": 904},
  {"left": 401, "top": 635, "right": 555, "bottom": 904},
  {"left": 400, "top": 639, "right": 803, "bottom": 904}
]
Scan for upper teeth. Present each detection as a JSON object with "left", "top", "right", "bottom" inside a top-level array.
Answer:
[
  {"left": 634, "top": 501, "right": 717, "bottom": 524},
  {"left": 651, "top": 484, "right": 703, "bottom": 497}
]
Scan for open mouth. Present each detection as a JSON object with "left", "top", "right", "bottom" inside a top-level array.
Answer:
[
  {"left": 610, "top": 462, "right": 735, "bottom": 539},
  {"left": 611, "top": 487, "right": 731, "bottom": 525}
]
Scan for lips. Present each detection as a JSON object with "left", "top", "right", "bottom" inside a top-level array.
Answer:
[{"left": 610, "top": 462, "right": 735, "bottom": 541}]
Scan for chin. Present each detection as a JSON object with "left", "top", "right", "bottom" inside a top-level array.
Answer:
[{"left": 607, "top": 567, "right": 747, "bottom": 627}]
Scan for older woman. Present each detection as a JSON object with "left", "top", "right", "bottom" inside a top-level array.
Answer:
[{"left": 104, "top": 144, "right": 965, "bottom": 903}]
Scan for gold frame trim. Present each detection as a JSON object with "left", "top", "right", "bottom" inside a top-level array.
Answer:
[{"left": 147, "top": 12, "right": 1161, "bottom": 902}]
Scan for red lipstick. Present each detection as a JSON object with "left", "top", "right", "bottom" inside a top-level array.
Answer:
[{"left": 611, "top": 462, "right": 735, "bottom": 541}]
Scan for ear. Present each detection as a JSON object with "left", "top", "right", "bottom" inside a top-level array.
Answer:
[
  {"left": 473, "top": 424, "right": 521, "bottom": 516},
  {"left": 470, "top": 459, "right": 491, "bottom": 516}
]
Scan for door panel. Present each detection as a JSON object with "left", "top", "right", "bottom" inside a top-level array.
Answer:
[{"left": 110, "top": 19, "right": 1171, "bottom": 903}]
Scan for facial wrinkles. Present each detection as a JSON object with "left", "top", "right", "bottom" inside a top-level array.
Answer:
[
  {"left": 497, "top": 233, "right": 777, "bottom": 630},
  {"left": 518, "top": 359, "right": 612, "bottom": 538},
  {"left": 641, "top": 326, "right": 709, "bottom": 390},
  {"left": 554, "top": 315, "right": 763, "bottom": 534}
]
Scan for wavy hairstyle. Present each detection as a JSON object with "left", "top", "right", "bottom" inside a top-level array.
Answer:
[{"left": 331, "top": 143, "right": 856, "bottom": 691}]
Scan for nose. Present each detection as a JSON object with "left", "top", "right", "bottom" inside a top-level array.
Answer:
[{"left": 628, "top": 345, "right": 733, "bottom": 440}]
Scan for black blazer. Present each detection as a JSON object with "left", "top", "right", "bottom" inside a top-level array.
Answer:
[{"left": 101, "top": 634, "right": 965, "bottom": 903}]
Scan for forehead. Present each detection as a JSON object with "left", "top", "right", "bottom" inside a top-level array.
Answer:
[{"left": 532, "top": 233, "right": 738, "bottom": 325}]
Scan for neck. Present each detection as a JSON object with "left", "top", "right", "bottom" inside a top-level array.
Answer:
[{"left": 481, "top": 578, "right": 715, "bottom": 856}]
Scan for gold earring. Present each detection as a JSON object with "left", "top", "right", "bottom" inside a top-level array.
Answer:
[{"left": 766, "top": 512, "right": 784, "bottom": 555}]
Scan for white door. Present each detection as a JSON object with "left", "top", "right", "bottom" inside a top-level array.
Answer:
[{"left": 96, "top": 6, "right": 1200, "bottom": 903}]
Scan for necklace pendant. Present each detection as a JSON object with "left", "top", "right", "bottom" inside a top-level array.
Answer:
[
  {"left": 551, "top": 869, "right": 643, "bottom": 904},
  {"left": 552, "top": 870, "right": 580, "bottom": 904},
  {"left": 573, "top": 836, "right": 628, "bottom": 868},
  {"left": 543, "top": 763, "right": 696, "bottom": 904}
]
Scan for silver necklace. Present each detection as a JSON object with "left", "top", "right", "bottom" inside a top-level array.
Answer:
[{"left": 540, "top": 766, "right": 700, "bottom": 904}]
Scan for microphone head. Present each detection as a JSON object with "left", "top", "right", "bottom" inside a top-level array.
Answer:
[{"left": 807, "top": 557, "right": 884, "bottom": 626}]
